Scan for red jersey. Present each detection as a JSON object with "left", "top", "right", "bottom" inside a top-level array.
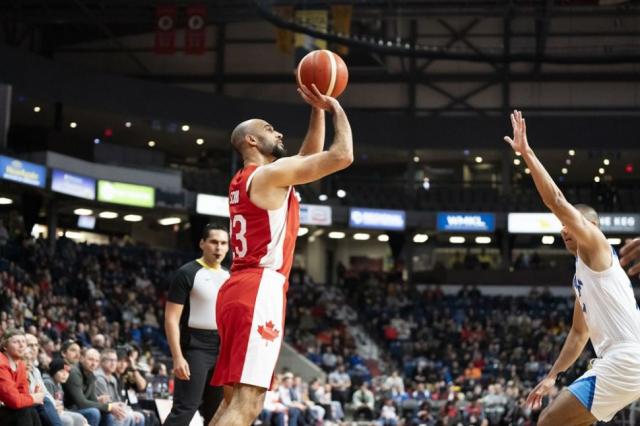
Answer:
[{"left": 228, "top": 164, "right": 300, "bottom": 279}]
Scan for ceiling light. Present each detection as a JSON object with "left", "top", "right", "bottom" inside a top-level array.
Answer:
[
  {"left": 336, "top": 189, "right": 346, "bottom": 198},
  {"left": 148, "top": 140, "right": 156, "bottom": 147},
  {"left": 298, "top": 227, "right": 309, "bottom": 237},
  {"left": 475, "top": 156, "right": 483, "bottom": 163},
  {"left": 542, "top": 235, "right": 555, "bottom": 245},
  {"left": 125, "top": 121, "right": 132, "bottom": 128},
  {"left": 524, "top": 168, "right": 531, "bottom": 174},
  {"left": 422, "top": 178, "right": 430, "bottom": 190},
  {"left": 515, "top": 151, "right": 521, "bottom": 157},
  {"left": 181, "top": 124, "right": 190, "bottom": 132},
  {"left": 568, "top": 149, "right": 575, "bottom": 156},
  {"left": 594, "top": 176, "right": 600, "bottom": 183},
  {"left": 98, "top": 211, "right": 118, "bottom": 219},
  {"left": 196, "top": 138, "right": 204, "bottom": 145},
  {"left": 598, "top": 168, "right": 605, "bottom": 175},
  {"left": 566, "top": 159, "right": 571, "bottom": 165},
  {"left": 449, "top": 236, "right": 466, "bottom": 244},
  {"left": 69, "top": 122, "right": 77, "bottom": 128},
  {"left": 603, "top": 159, "right": 610, "bottom": 166},
  {"left": 158, "top": 217, "right": 181, "bottom": 226},
  {"left": 413, "top": 156, "right": 420, "bottom": 163},
  {"left": 353, "top": 233, "right": 370, "bottom": 241},
  {"left": 94, "top": 138, "right": 101, "bottom": 145},
  {"left": 73, "top": 208, "right": 93, "bottom": 216},
  {"left": 328, "top": 231, "right": 345, "bottom": 239},
  {"left": 377, "top": 234, "right": 389, "bottom": 242},
  {"left": 475, "top": 236, "right": 491, "bottom": 244},
  {"left": 124, "top": 214, "right": 143, "bottom": 222},
  {"left": 413, "top": 234, "right": 429, "bottom": 243},
  {"left": 33, "top": 106, "right": 41, "bottom": 113},
  {"left": 318, "top": 194, "right": 328, "bottom": 202},
  {"left": 607, "top": 238, "right": 621, "bottom": 246},
  {"left": 561, "top": 168, "right": 568, "bottom": 174},
  {"left": 513, "top": 159, "right": 521, "bottom": 166},
  {"left": 0, "top": 197, "right": 13, "bottom": 205}
]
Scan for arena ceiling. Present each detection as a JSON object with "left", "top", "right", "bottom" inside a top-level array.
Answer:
[{"left": 2, "top": 0, "right": 640, "bottom": 184}]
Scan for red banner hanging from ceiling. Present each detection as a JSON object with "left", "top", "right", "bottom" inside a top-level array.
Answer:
[
  {"left": 185, "top": 4, "right": 207, "bottom": 54},
  {"left": 154, "top": 5, "right": 177, "bottom": 54}
]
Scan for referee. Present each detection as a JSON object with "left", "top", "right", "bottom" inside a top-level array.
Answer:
[{"left": 164, "top": 224, "right": 230, "bottom": 425}]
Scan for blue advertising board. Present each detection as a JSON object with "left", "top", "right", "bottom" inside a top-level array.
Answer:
[
  {"left": 437, "top": 212, "right": 496, "bottom": 232},
  {"left": 0, "top": 155, "right": 46, "bottom": 188},
  {"left": 51, "top": 169, "right": 96, "bottom": 200},
  {"left": 349, "top": 208, "right": 406, "bottom": 230}
]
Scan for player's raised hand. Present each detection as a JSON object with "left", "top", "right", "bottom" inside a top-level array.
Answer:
[
  {"left": 525, "top": 376, "right": 555, "bottom": 411},
  {"left": 297, "top": 84, "right": 341, "bottom": 113},
  {"left": 504, "top": 110, "right": 530, "bottom": 154},
  {"left": 620, "top": 237, "right": 640, "bottom": 277}
]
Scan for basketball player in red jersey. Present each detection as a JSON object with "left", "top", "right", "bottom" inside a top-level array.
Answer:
[{"left": 209, "top": 84, "right": 353, "bottom": 426}]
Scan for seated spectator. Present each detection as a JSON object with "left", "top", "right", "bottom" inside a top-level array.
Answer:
[
  {"left": 411, "top": 382, "right": 430, "bottom": 402},
  {"left": 321, "top": 346, "right": 337, "bottom": 372},
  {"left": 43, "top": 358, "right": 89, "bottom": 426},
  {"left": 0, "top": 328, "right": 45, "bottom": 426},
  {"left": 63, "top": 348, "right": 127, "bottom": 426},
  {"left": 24, "top": 333, "right": 64, "bottom": 426},
  {"left": 277, "top": 373, "right": 308, "bottom": 426},
  {"left": 464, "top": 398, "right": 485, "bottom": 426},
  {"left": 259, "top": 376, "right": 286, "bottom": 426},
  {"left": 411, "top": 401, "right": 436, "bottom": 426},
  {"left": 327, "top": 364, "right": 350, "bottom": 406},
  {"left": 379, "top": 398, "right": 399, "bottom": 426},
  {"left": 293, "top": 375, "right": 324, "bottom": 423},
  {"left": 383, "top": 370, "right": 405, "bottom": 393},
  {"left": 351, "top": 382, "right": 375, "bottom": 421},
  {"left": 94, "top": 349, "right": 144, "bottom": 426}
]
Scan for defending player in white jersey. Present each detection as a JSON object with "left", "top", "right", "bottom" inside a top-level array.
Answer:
[{"left": 505, "top": 110, "right": 640, "bottom": 425}]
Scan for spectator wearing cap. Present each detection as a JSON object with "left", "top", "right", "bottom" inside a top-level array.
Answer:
[
  {"left": 44, "top": 358, "right": 90, "bottom": 426},
  {"left": 63, "top": 348, "right": 127, "bottom": 426},
  {"left": 0, "top": 328, "right": 45, "bottom": 426}
]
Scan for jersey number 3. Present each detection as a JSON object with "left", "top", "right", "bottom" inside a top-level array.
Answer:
[{"left": 232, "top": 214, "right": 248, "bottom": 257}]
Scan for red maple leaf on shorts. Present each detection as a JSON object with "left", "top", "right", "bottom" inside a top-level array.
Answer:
[{"left": 258, "top": 321, "right": 280, "bottom": 342}]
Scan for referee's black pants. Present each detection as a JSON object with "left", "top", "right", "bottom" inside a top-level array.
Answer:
[{"left": 164, "top": 329, "right": 223, "bottom": 426}]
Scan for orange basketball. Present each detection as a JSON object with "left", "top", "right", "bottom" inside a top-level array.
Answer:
[{"left": 296, "top": 50, "right": 349, "bottom": 98}]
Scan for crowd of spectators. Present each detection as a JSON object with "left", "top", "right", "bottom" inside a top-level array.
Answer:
[
  {"left": 0, "top": 227, "right": 630, "bottom": 425},
  {"left": 283, "top": 266, "right": 608, "bottom": 426},
  {"left": 0, "top": 233, "right": 183, "bottom": 426}
]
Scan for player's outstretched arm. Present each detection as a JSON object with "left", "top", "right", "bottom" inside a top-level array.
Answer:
[
  {"left": 504, "top": 110, "right": 604, "bottom": 249},
  {"left": 255, "top": 90, "right": 353, "bottom": 187},
  {"left": 296, "top": 85, "right": 325, "bottom": 156},
  {"left": 526, "top": 299, "right": 590, "bottom": 410}
]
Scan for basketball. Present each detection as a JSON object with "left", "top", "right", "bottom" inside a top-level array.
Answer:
[{"left": 296, "top": 49, "right": 349, "bottom": 98}]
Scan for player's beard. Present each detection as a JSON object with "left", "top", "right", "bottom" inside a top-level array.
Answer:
[{"left": 272, "top": 142, "right": 287, "bottom": 159}]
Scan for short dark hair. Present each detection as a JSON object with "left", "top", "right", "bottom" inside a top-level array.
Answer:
[{"left": 201, "top": 223, "right": 228, "bottom": 241}]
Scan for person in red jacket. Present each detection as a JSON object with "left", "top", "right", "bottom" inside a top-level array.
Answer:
[{"left": 0, "top": 328, "right": 46, "bottom": 426}]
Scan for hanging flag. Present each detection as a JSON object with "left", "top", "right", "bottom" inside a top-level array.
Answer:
[
  {"left": 294, "top": 9, "right": 328, "bottom": 63},
  {"left": 185, "top": 4, "right": 207, "bottom": 54},
  {"left": 154, "top": 5, "right": 177, "bottom": 54},
  {"left": 274, "top": 6, "right": 294, "bottom": 55},
  {"left": 331, "top": 5, "right": 352, "bottom": 55}
]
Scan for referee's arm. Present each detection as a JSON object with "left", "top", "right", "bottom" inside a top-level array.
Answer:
[
  {"left": 165, "top": 302, "right": 190, "bottom": 380},
  {"left": 165, "top": 268, "right": 192, "bottom": 380}
]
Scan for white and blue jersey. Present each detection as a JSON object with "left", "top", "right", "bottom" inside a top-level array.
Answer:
[{"left": 568, "top": 246, "right": 640, "bottom": 421}]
